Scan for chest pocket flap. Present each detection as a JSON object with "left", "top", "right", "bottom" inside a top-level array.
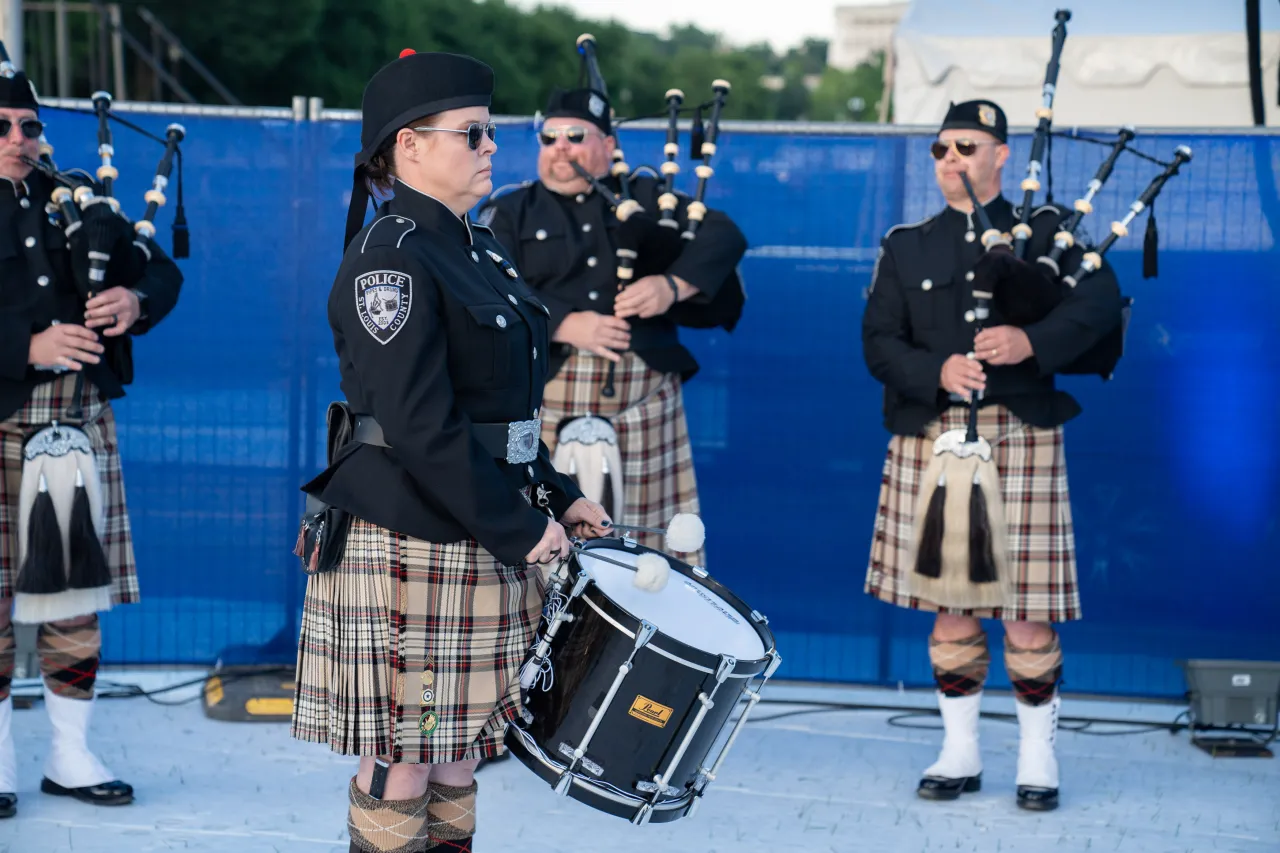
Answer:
[
  {"left": 521, "top": 293, "right": 550, "bottom": 317},
  {"left": 462, "top": 302, "right": 519, "bottom": 388},
  {"left": 901, "top": 257, "right": 959, "bottom": 331},
  {"left": 519, "top": 220, "right": 567, "bottom": 244},
  {"left": 466, "top": 302, "right": 518, "bottom": 331}
]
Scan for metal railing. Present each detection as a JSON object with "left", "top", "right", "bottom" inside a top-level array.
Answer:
[{"left": 20, "top": 1, "right": 239, "bottom": 104}]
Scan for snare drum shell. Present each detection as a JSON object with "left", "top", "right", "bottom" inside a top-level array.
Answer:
[
  {"left": 509, "top": 538, "right": 777, "bottom": 822},
  {"left": 515, "top": 582, "right": 754, "bottom": 819}
]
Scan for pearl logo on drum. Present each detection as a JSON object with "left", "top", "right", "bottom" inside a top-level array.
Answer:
[{"left": 628, "top": 695, "right": 674, "bottom": 728}]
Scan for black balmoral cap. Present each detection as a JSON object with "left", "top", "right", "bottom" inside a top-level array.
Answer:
[
  {"left": 939, "top": 99, "right": 1008, "bottom": 143},
  {"left": 345, "top": 49, "right": 494, "bottom": 249},
  {"left": 356, "top": 49, "right": 494, "bottom": 167},
  {"left": 0, "top": 71, "right": 40, "bottom": 113},
  {"left": 543, "top": 87, "right": 611, "bottom": 136}
]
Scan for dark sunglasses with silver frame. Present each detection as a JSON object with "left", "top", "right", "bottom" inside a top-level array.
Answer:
[
  {"left": 537, "top": 125, "right": 594, "bottom": 146},
  {"left": 412, "top": 120, "right": 496, "bottom": 150},
  {"left": 0, "top": 116, "right": 43, "bottom": 140},
  {"left": 930, "top": 137, "right": 1000, "bottom": 160}
]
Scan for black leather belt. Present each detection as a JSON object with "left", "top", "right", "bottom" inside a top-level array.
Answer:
[{"left": 353, "top": 414, "right": 541, "bottom": 465}]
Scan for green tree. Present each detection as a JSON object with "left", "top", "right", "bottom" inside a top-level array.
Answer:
[
  {"left": 53, "top": 0, "right": 886, "bottom": 121},
  {"left": 808, "top": 52, "right": 887, "bottom": 122}
]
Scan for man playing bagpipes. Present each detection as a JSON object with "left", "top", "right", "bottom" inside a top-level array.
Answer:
[
  {"left": 0, "top": 63, "right": 184, "bottom": 817},
  {"left": 860, "top": 97, "right": 1126, "bottom": 812},
  {"left": 478, "top": 34, "right": 747, "bottom": 570}
]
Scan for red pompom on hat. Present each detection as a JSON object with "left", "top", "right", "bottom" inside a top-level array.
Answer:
[{"left": 399, "top": 48, "right": 415, "bottom": 58}]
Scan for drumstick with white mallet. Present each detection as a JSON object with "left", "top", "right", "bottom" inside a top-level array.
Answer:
[
  {"left": 556, "top": 512, "right": 706, "bottom": 592},
  {"left": 613, "top": 513, "right": 704, "bottom": 592},
  {"left": 519, "top": 513, "right": 706, "bottom": 691}
]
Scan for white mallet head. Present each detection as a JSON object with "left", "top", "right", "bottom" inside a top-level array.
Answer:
[
  {"left": 665, "top": 513, "right": 705, "bottom": 553},
  {"left": 633, "top": 552, "right": 671, "bottom": 592}
]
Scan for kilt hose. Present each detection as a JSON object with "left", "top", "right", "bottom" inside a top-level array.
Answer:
[
  {"left": 864, "top": 403, "right": 1081, "bottom": 623},
  {"left": 540, "top": 350, "right": 705, "bottom": 568},
  {"left": 291, "top": 516, "right": 547, "bottom": 764},
  {"left": 0, "top": 375, "right": 139, "bottom": 605}
]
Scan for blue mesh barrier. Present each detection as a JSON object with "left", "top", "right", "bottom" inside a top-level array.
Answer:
[{"left": 35, "top": 103, "right": 1278, "bottom": 699}]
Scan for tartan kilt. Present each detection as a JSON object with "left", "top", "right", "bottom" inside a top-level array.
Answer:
[
  {"left": 540, "top": 349, "right": 704, "bottom": 568},
  {"left": 0, "top": 375, "right": 139, "bottom": 604},
  {"left": 864, "top": 403, "right": 1081, "bottom": 623},
  {"left": 291, "top": 516, "right": 547, "bottom": 764}
]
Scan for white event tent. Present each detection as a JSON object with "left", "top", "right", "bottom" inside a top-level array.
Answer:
[{"left": 890, "top": 0, "right": 1280, "bottom": 129}]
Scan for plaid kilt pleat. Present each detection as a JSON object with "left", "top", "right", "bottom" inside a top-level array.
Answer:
[
  {"left": 541, "top": 350, "right": 704, "bottom": 567},
  {"left": 864, "top": 403, "right": 1081, "bottom": 623},
  {"left": 291, "top": 516, "right": 546, "bottom": 764},
  {"left": 0, "top": 375, "right": 138, "bottom": 603}
]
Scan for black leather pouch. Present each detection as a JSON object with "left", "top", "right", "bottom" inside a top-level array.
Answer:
[{"left": 292, "top": 402, "right": 356, "bottom": 575}]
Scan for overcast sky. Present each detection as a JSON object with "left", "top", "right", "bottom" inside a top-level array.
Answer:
[{"left": 507, "top": 0, "right": 882, "bottom": 53}]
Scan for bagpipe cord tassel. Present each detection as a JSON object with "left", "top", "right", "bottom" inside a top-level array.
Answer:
[
  {"left": 172, "top": 148, "right": 189, "bottom": 258},
  {"left": 1142, "top": 201, "right": 1158, "bottom": 279}
]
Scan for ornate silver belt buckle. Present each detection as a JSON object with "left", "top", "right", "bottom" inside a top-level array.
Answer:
[{"left": 506, "top": 418, "right": 541, "bottom": 464}]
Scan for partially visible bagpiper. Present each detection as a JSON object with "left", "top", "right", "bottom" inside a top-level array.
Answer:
[
  {"left": 0, "top": 43, "right": 186, "bottom": 819},
  {"left": 478, "top": 32, "right": 748, "bottom": 571}
]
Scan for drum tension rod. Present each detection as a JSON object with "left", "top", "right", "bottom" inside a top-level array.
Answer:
[
  {"left": 684, "top": 651, "right": 785, "bottom": 819},
  {"left": 554, "top": 619, "right": 659, "bottom": 797},
  {"left": 632, "top": 654, "right": 736, "bottom": 826}
]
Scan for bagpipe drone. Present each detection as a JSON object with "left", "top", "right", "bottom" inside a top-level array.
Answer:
[
  {"left": 568, "top": 32, "right": 744, "bottom": 398},
  {"left": 973, "top": 8, "right": 1192, "bottom": 382}
]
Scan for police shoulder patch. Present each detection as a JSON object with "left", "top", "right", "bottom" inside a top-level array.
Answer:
[{"left": 355, "top": 268, "right": 412, "bottom": 345}]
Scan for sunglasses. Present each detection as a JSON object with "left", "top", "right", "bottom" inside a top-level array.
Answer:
[
  {"left": 412, "top": 121, "right": 496, "bottom": 150},
  {"left": 538, "top": 126, "right": 594, "bottom": 146},
  {"left": 930, "top": 138, "right": 998, "bottom": 160},
  {"left": 0, "top": 118, "right": 44, "bottom": 140}
]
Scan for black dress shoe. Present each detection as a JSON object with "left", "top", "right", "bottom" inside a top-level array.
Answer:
[
  {"left": 40, "top": 777, "right": 134, "bottom": 805},
  {"left": 1017, "top": 784, "right": 1059, "bottom": 811},
  {"left": 917, "top": 773, "right": 982, "bottom": 800},
  {"left": 0, "top": 792, "right": 15, "bottom": 819}
]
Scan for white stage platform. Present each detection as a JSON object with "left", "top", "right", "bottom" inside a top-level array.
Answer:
[{"left": 1, "top": 670, "right": 1276, "bottom": 852}]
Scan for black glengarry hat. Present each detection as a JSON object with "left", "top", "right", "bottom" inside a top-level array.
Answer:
[
  {"left": 543, "top": 87, "right": 612, "bottom": 136},
  {"left": 344, "top": 49, "right": 494, "bottom": 249},
  {"left": 939, "top": 99, "right": 1007, "bottom": 144}
]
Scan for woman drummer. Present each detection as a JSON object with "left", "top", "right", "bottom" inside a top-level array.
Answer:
[{"left": 290, "top": 50, "right": 612, "bottom": 853}]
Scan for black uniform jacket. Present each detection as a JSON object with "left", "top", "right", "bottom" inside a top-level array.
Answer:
[
  {"left": 0, "top": 170, "right": 184, "bottom": 422},
  {"left": 862, "top": 195, "right": 1122, "bottom": 436},
  {"left": 478, "top": 173, "right": 748, "bottom": 381},
  {"left": 302, "top": 181, "right": 585, "bottom": 568}
]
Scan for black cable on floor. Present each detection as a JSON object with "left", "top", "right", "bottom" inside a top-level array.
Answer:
[
  {"left": 746, "top": 698, "right": 1193, "bottom": 737},
  {"left": 11, "top": 665, "right": 295, "bottom": 708}
]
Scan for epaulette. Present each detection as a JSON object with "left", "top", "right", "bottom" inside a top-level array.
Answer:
[
  {"left": 882, "top": 214, "right": 938, "bottom": 241},
  {"left": 481, "top": 181, "right": 533, "bottom": 206},
  {"left": 359, "top": 214, "right": 417, "bottom": 253}
]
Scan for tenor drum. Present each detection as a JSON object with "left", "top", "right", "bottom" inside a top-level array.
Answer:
[{"left": 505, "top": 537, "right": 781, "bottom": 825}]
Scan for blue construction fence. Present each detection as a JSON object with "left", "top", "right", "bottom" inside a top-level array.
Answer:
[{"left": 33, "top": 99, "right": 1280, "bottom": 700}]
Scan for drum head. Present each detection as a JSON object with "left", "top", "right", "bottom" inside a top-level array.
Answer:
[{"left": 576, "top": 544, "right": 767, "bottom": 662}]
